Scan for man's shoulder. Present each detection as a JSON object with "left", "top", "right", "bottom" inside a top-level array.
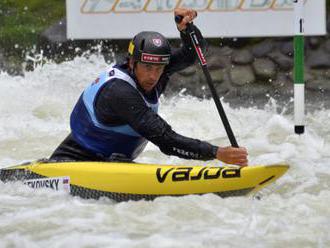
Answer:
[
  {"left": 102, "top": 77, "right": 137, "bottom": 96},
  {"left": 96, "top": 78, "right": 144, "bottom": 112},
  {"left": 113, "top": 62, "right": 130, "bottom": 73},
  {"left": 101, "top": 63, "right": 137, "bottom": 92}
]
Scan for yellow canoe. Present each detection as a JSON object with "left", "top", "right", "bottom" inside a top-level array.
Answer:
[{"left": 0, "top": 161, "right": 289, "bottom": 201}]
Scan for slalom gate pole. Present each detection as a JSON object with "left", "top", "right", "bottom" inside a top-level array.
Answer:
[
  {"left": 293, "top": 0, "right": 305, "bottom": 134},
  {"left": 175, "top": 15, "right": 239, "bottom": 147}
]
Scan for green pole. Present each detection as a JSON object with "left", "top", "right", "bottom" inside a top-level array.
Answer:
[{"left": 293, "top": 0, "right": 305, "bottom": 134}]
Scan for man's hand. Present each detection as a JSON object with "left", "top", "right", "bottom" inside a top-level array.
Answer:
[
  {"left": 216, "top": 146, "right": 248, "bottom": 167},
  {"left": 174, "top": 8, "right": 198, "bottom": 31}
]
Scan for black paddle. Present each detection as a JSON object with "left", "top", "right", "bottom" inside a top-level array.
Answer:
[{"left": 175, "top": 15, "right": 239, "bottom": 148}]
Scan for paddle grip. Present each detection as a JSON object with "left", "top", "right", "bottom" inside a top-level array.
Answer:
[
  {"left": 175, "top": 15, "right": 183, "bottom": 24},
  {"left": 175, "top": 15, "right": 193, "bottom": 32}
]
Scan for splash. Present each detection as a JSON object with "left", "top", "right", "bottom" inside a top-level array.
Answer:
[{"left": 0, "top": 55, "right": 329, "bottom": 247}]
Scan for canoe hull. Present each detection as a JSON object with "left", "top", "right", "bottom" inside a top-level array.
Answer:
[{"left": 0, "top": 161, "right": 289, "bottom": 201}]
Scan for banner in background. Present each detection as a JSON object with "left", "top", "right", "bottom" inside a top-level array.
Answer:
[{"left": 67, "top": 0, "right": 326, "bottom": 39}]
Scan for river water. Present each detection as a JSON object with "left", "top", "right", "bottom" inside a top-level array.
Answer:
[{"left": 0, "top": 54, "right": 329, "bottom": 247}]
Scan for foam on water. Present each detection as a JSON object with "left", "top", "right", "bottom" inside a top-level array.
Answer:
[{"left": 0, "top": 55, "right": 329, "bottom": 247}]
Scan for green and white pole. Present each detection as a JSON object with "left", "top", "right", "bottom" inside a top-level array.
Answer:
[{"left": 293, "top": 0, "right": 305, "bottom": 134}]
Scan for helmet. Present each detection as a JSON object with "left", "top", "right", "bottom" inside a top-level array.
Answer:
[{"left": 128, "top": 31, "right": 171, "bottom": 65}]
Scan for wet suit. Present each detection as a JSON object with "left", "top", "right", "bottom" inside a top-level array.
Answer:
[{"left": 50, "top": 25, "right": 218, "bottom": 162}]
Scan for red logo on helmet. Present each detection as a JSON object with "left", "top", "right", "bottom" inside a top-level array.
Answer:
[
  {"left": 152, "top": 38, "right": 162, "bottom": 47},
  {"left": 141, "top": 53, "right": 169, "bottom": 64}
]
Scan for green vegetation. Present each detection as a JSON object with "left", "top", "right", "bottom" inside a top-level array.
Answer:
[
  {"left": 0, "top": 0, "right": 65, "bottom": 55},
  {"left": 0, "top": 0, "right": 328, "bottom": 57}
]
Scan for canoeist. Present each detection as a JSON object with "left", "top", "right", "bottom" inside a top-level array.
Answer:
[{"left": 49, "top": 8, "right": 248, "bottom": 166}]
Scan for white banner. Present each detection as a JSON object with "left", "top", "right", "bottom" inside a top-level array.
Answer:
[{"left": 67, "top": 0, "right": 326, "bottom": 39}]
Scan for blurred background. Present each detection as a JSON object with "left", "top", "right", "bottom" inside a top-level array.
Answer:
[{"left": 0, "top": 1, "right": 329, "bottom": 106}]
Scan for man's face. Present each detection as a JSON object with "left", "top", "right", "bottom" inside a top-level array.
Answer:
[{"left": 133, "top": 61, "right": 165, "bottom": 92}]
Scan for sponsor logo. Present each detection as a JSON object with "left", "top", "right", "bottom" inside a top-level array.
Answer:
[
  {"left": 92, "top": 77, "right": 100, "bottom": 85},
  {"left": 173, "top": 147, "right": 199, "bottom": 159},
  {"left": 24, "top": 177, "right": 71, "bottom": 192},
  {"left": 196, "top": 45, "right": 207, "bottom": 65},
  {"left": 141, "top": 53, "right": 169, "bottom": 64},
  {"left": 81, "top": 0, "right": 297, "bottom": 14},
  {"left": 152, "top": 38, "right": 162, "bottom": 47},
  {"left": 190, "top": 32, "right": 207, "bottom": 66},
  {"left": 109, "top": 69, "right": 115, "bottom": 76},
  {"left": 156, "top": 167, "right": 241, "bottom": 183}
]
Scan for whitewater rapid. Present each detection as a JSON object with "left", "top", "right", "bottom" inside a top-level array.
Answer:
[{"left": 0, "top": 54, "right": 329, "bottom": 247}]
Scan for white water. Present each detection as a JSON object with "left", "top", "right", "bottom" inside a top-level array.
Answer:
[{"left": 0, "top": 55, "right": 329, "bottom": 247}]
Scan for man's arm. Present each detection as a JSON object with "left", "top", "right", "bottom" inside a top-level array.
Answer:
[
  {"left": 95, "top": 80, "right": 218, "bottom": 161},
  {"left": 165, "top": 8, "right": 207, "bottom": 76}
]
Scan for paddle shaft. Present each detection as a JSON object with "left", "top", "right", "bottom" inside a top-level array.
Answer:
[{"left": 175, "top": 16, "right": 239, "bottom": 147}]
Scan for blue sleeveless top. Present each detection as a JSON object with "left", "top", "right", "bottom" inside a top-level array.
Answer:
[{"left": 70, "top": 66, "right": 159, "bottom": 160}]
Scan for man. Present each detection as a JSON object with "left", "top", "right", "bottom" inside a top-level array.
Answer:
[{"left": 50, "top": 8, "right": 248, "bottom": 166}]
